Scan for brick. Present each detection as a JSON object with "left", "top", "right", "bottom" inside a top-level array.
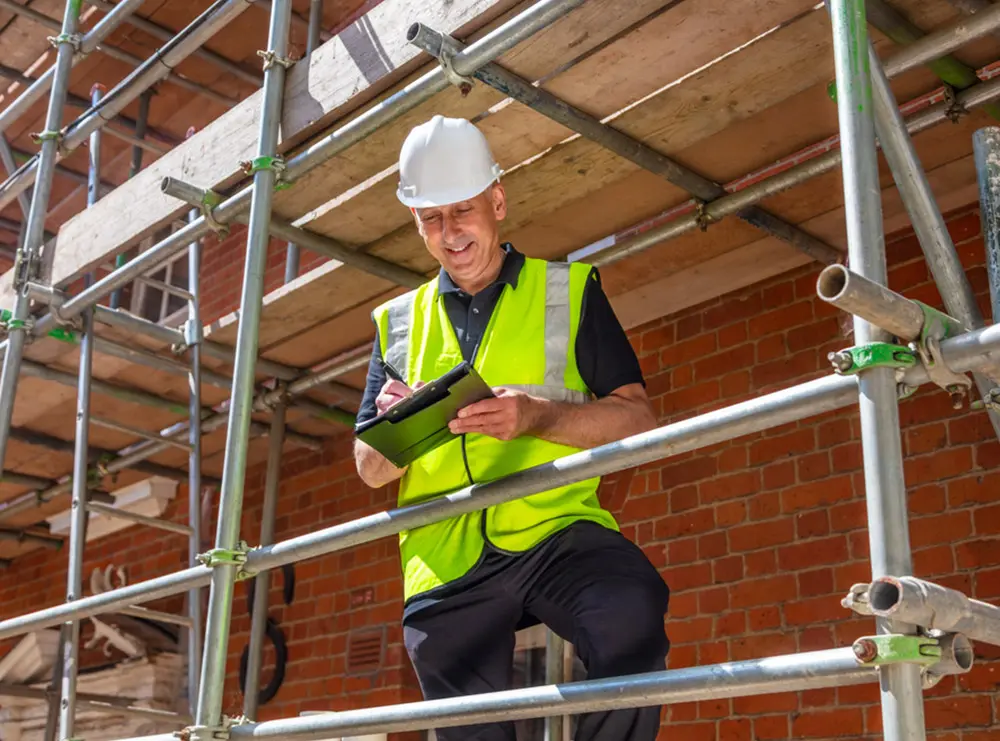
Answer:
[
  {"left": 749, "top": 301, "right": 814, "bottom": 337},
  {"left": 718, "top": 446, "right": 747, "bottom": 472},
  {"left": 697, "top": 698, "right": 729, "bottom": 720},
  {"left": 905, "top": 446, "right": 973, "bottom": 485},
  {"left": 677, "top": 313, "right": 702, "bottom": 340},
  {"left": 715, "top": 500, "right": 746, "bottom": 527},
  {"left": 640, "top": 324, "right": 675, "bottom": 354},
  {"left": 795, "top": 510, "right": 829, "bottom": 539},
  {"left": 731, "top": 575, "right": 797, "bottom": 609},
  {"left": 831, "top": 442, "right": 862, "bottom": 473},
  {"left": 704, "top": 292, "right": 763, "bottom": 330},
  {"left": 654, "top": 509, "right": 715, "bottom": 540},
  {"left": 848, "top": 530, "right": 870, "bottom": 559},
  {"left": 949, "top": 412, "right": 996, "bottom": 445},
  {"left": 829, "top": 500, "right": 865, "bottom": 532},
  {"left": 761, "top": 281, "right": 794, "bottom": 309},
  {"left": 913, "top": 544, "right": 955, "bottom": 576},
  {"left": 749, "top": 429, "right": 816, "bottom": 465},
  {"left": 753, "top": 715, "right": 790, "bottom": 740},
  {"left": 672, "top": 364, "right": 694, "bottom": 388},
  {"left": 791, "top": 708, "right": 864, "bottom": 737},
  {"left": 910, "top": 511, "right": 972, "bottom": 548},
  {"left": 661, "top": 381, "right": 721, "bottom": 415},
  {"left": 621, "top": 492, "right": 669, "bottom": 522},
  {"left": 665, "top": 334, "right": 718, "bottom": 366},
  {"left": 798, "top": 567, "right": 834, "bottom": 597},
  {"left": 663, "top": 563, "right": 712, "bottom": 592},
  {"left": 756, "top": 334, "right": 787, "bottom": 363},
  {"left": 667, "top": 484, "right": 697, "bottom": 513},
  {"left": 745, "top": 550, "right": 777, "bottom": 577},
  {"left": 718, "top": 322, "right": 748, "bottom": 349},
  {"left": 748, "top": 491, "right": 780, "bottom": 521},
  {"left": 801, "top": 687, "right": 836, "bottom": 708},
  {"left": 697, "top": 586, "right": 729, "bottom": 614},
  {"left": 975, "top": 502, "right": 1000, "bottom": 535},
  {"left": 736, "top": 694, "right": 797, "bottom": 717},
  {"left": 818, "top": 417, "right": 852, "bottom": 447},
  {"left": 781, "top": 475, "right": 854, "bottom": 513},
  {"left": 731, "top": 631, "right": 796, "bottom": 661},
  {"left": 906, "top": 422, "right": 948, "bottom": 456},
  {"left": 796, "top": 452, "right": 830, "bottom": 482},
  {"left": 784, "top": 595, "right": 840, "bottom": 625},
  {"left": 762, "top": 461, "right": 796, "bottom": 490},
  {"left": 955, "top": 540, "right": 1000, "bottom": 569},
  {"left": 667, "top": 537, "right": 698, "bottom": 564},
  {"left": 700, "top": 471, "right": 761, "bottom": 503},
  {"left": 747, "top": 605, "right": 781, "bottom": 631},
  {"left": 976, "top": 566, "right": 1000, "bottom": 597},
  {"left": 666, "top": 722, "right": 716, "bottom": 741},
  {"left": 694, "top": 344, "right": 755, "bottom": 381},
  {"left": 713, "top": 612, "right": 745, "bottom": 640},
  {"left": 800, "top": 625, "right": 835, "bottom": 651},
  {"left": 661, "top": 457, "right": 719, "bottom": 486},
  {"left": 949, "top": 471, "right": 1000, "bottom": 506},
  {"left": 910, "top": 484, "right": 946, "bottom": 515},
  {"left": 719, "top": 719, "right": 751, "bottom": 741},
  {"left": 925, "top": 695, "right": 993, "bottom": 729},
  {"left": 833, "top": 561, "right": 872, "bottom": 592},
  {"left": 720, "top": 370, "right": 751, "bottom": 398},
  {"left": 698, "top": 531, "right": 727, "bottom": 559},
  {"left": 713, "top": 555, "right": 744, "bottom": 583},
  {"left": 752, "top": 349, "right": 819, "bottom": 389},
  {"left": 669, "top": 617, "right": 712, "bottom": 644},
  {"left": 730, "top": 519, "right": 794, "bottom": 552}
]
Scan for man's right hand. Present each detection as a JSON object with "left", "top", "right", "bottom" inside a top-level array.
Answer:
[{"left": 375, "top": 378, "right": 427, "bottom": 415}]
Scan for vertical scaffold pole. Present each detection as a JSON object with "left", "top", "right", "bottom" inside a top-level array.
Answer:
[
  {"left": 828, "top": 2, "right": 927, "bottom": 741},
  {"left": 185, "top": 126, "right": 204, "bottom": 717},
  {"left": 283, "top": 0, "right": 322, "bottom": 284},
  {"left": 243, "top": 401, "right": 286, "bottom": 719},
  {"left": 974, "top": 127, "right": 1000, "bottom": 329},
  {"left": 57, "top": 81, "right": 104, "bottom": 741},
  {"left": 194, "top": 0, "right": 293, "bottom": 729},
  {"left": 0, "top": 0, "right": 83, "bottom": 471},
  {"left": 544, "top": 630, "right": 566, "bottom": 741},
  {"left": 868, "top": 47, "right": 1000, "bottom": 437}
]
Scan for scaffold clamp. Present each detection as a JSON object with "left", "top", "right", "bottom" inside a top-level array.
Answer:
[
  {"left": 437, "top": 45, "right": 474, "bottom": 96},
  {"left": 912, "top": 302, "right": 972, "bottom": 408},
  {"left": 257, "top": 48, "right": 294, "bottom": 71},
  {"left": 47, "top": 32, "right": 81, "bottom": 50},
  {"left": 828, "top": 342, "right": 916, "bottom": 375},
  {"left": 972, "top": 386, "right": 1000, "bottom": 413},
  {"left": 852, "top": 634, "right": 941, "bottom": 667},
  {"left": 942, "top": 84, "right": 969, "bottom": 124},
  {"left": 197, "top": 541, "right": 256, "bottom": 580},
  {"left": 240, "top": 155, "right": 291, "bottom": 191},
  {"left": 198, "top": 188, "right": 230, "bottom": 237},
  {"left": 175, "top": 715, "right": 249, "bottom": 741}
]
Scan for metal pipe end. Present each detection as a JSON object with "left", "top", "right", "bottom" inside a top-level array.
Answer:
[
  {"left": 406, "top": 22, "right": 423, "bottom": 43},
  {"left": 868, "top": 576, "right": 903, "bottom": 614},
  {"left": 160, "top": 177, "right": 176, "bottom": 193},
  {"left": 816, "top": 263, "right": 850, "bottom": 303},
  {"left": 942, "top": 633, "right": 975, "bottom": 674}
]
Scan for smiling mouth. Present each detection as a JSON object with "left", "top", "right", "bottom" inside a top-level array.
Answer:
[{"left": 445, "top": 241, "right": 473, "bottom": 254}]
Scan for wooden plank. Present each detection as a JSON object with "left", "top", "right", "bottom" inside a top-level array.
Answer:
[
  {"left": 208, "top": 0, "right": 825, "bottom": 352},
  {"left": 1, "top": 0, "right": 526, "bottom": 309}
]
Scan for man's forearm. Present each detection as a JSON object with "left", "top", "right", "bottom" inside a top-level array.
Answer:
[
  {"left": 354, "top": 439, "right": 407, "bottom": 489},
  {"left": 530, "top": 392, "right": 657, "bottom": 450}
]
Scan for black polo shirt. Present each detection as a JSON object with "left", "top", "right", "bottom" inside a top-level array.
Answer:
[{"left": 356, "top": 244, "right": 644, "bottom": 425}]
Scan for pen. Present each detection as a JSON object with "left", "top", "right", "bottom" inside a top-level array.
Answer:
[{"left": 382, "top": 360, "right": 406, "bottom": 383}]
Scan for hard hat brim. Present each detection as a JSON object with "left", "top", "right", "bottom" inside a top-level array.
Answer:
[{"left": 396, "top": 168, "right": 503, "bottom": 209}]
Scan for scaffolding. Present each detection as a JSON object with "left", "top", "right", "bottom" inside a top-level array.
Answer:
[{"left": 0, "top": 0, "right": 999, "bottom": 739}]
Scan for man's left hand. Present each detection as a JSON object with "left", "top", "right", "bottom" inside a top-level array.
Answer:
[{"left": 448, "top": 387, "right": 546, "bottom": 441}]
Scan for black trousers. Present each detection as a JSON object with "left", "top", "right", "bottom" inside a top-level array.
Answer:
[{"left": 402, "top": 521, "right": 670, "bottom": 740}]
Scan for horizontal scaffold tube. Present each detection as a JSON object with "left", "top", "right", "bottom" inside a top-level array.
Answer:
[
  {"left": 2, "top": 320, "right": 999, "bottom": 643},
  {"left": 116, "top": 649, "right": 875, "bottom": 741},
  {"left": 869, "top": 576, "right": 1000, "bottom": 647}
]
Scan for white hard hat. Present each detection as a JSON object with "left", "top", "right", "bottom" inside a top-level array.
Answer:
[{"left": 396, "top": 115, "right": 502, "bottom": 208}]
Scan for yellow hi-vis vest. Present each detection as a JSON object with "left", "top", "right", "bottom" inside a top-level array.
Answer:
[{"left": 372, "top": 256, "right": 620, "bottom": 602}]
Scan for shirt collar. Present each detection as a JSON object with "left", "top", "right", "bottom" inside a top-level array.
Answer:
[{"left": 438, "top": 242, "right": 524, "bottom": 296}]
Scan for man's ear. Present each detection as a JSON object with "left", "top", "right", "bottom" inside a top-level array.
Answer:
[{"left": 492, "top": 182, "right": 507, "bottom": 220}]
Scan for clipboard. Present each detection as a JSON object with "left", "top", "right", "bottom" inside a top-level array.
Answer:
[{"left": 354, "top": 361, "right": 495, "bottom": 468}]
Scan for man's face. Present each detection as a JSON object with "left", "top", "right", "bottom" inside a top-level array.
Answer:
[{"left": 413, "top": 183, "right": 507, "bottom": 291}]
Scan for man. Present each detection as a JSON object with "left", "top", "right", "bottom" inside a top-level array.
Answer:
[{"left": 354, "top": 115, "right": 670, "bottom": 740}]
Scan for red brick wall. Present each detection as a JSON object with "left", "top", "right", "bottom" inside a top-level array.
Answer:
[{"left": 3, "top": 204, "right": 1000, "bottom": 740}]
